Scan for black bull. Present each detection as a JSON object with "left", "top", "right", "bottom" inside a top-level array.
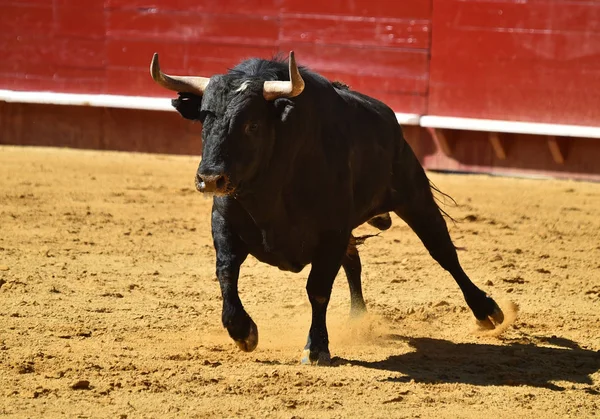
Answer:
[{"left": 150, "top": 51, "right": 506, "bottom": 365}]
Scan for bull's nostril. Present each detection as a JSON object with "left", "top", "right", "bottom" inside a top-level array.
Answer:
[
  {"left": 216, "top": 176, "right": 227, "bottom": 190},
  {"left": 195, "top": 173, "right": 227, "bottom": 193}
]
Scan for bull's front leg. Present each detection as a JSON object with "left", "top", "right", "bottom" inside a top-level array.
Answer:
[
  {"left": 302, "top": 231, "right": 350, "bottom": 366},
  {"left": 212, "top": 208, "right": 256, "bottom": 351}
]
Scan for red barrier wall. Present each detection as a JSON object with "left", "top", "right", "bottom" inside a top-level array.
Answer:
[
  {"left": 428, "top": 0, "right": 600, "bottom": 126},
  {"left": 0, "top": 0, "right": 430, "bottom": 114},
  {"left": 4, "top": 0, "right": 599, "bottom": 125}
]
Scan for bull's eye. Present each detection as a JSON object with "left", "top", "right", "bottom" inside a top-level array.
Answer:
[{"left": 245, "top": 122, "right": 259, "bottom": 135}]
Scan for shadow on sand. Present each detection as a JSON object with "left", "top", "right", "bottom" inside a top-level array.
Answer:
[{"left": 336, "top": 335, "right": 600, "bottom": 391}]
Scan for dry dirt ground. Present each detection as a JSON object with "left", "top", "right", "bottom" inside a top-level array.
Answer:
[{"left": 1, "top": 145, "right": 599, "bottom": 418}]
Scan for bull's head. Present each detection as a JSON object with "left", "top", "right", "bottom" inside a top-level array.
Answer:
[{"left": 150, "top": 51, "right": 305, "bottom": 195}]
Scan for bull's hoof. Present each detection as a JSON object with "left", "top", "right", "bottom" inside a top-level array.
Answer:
[
  {"left": 490, "top": 305, "right": 505, "bottom": 324},
  {"left": 476, "top": 303, "right": 505, "bottom": 330},
  {"left": 476, "top": 318, "right": 496, "bottom": 330},
  {"left": 300, "top": 349, "right": 331, "bottom": 366},
  {"left": 233, "top": 319, "right": 258, "bottom": 352}
]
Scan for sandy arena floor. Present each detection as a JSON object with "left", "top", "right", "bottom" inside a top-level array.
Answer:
[{"left": 1, "top": 145, "right": 599, "bottom": 418}]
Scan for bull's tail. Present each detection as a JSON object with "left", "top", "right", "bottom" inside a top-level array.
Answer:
[{"left": 429, "top": 179, "right": 457, "bottom": 225}]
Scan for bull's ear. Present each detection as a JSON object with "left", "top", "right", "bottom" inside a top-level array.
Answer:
[
  {"left": 273, "top": 98, "right": 295, "bottom": 123},
  {"left": 171, "top": 93, "right": 203, "bottom": 121}
]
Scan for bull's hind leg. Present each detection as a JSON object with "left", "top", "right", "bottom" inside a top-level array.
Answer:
[
  {"left": 392, "top": 146, "right": 504, "bottom": 328},
  {"left": 343, "top": 216, "right": 392, "bottom": 318},
  {"left": 395, "top": 201, "right": 503, "bottom": 327},
  {"left": 343, "top": 214, "right": 393, "bottom": 317},
  {"left": 343, "top": 236, "right": 367, "bottom": 318}
]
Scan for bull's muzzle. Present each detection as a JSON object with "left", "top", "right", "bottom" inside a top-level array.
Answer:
[{"left": 195, "top": 173, "right": 229, "bottom": 194}]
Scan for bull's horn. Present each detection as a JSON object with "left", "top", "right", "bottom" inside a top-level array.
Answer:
[
  {"left": 263, "top": 51, "right": 305, "bottom": 100},
  {"left": 150, "top": 53, "right": 210, "bottom": 95}
]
